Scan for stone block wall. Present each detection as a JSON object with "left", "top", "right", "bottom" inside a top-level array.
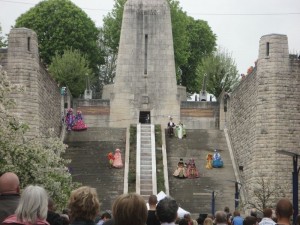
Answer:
[
  {"left": 74, "top": 99, "right": 110, "bottom": 127},
  {"left": 38, "top": 64, "right": 61, "bottom": 136},
  {"left": 180, "top": 101, "right": 219, "bottom": 129},
  {"left": 3, "top": 28, "right": 61, "bottom": 138},
  {"left": 228, "top": 34, "right": 300, "bottom": 206}
]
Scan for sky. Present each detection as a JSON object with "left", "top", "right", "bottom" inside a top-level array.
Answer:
[{"left": 0, "top": 0, "right": 299, "bottom": 74}]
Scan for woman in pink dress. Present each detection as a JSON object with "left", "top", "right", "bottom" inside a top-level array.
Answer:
[
  {"left": 113, "top": 149, "right": 123, "bottom": 168},
  {"left": 72, "top": 111, "right": 88, "bottom": 131}
]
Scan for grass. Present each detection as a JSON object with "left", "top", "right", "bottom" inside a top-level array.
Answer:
[
  {"left": 128, "top": 125, "right": 136, "bottom": 192},
  {"left": 155, "top": 124, "right": 165, "bottom": 192}
]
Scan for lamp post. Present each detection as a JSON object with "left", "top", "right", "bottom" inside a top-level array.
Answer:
[
  {"left": 204, "top": 189, "right": 216, "bottom": 216},
  {"left": 276, "top": 150, "right": 300, "bottom": 223},
  {"left": 227, "top": 180, "right": 242, "bottom": 209}
]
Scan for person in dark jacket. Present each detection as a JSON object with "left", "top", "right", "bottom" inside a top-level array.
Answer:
[
  {"left": 146, "top": 195, "right": 160, "bottom": 225},
  {"left": 47, "top": 198, "right": 63, "bottom": 225},
  {"left": 0, "top": 172, "right": 20, "bottom": 224}
]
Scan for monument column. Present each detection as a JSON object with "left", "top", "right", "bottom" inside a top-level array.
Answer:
[{"left": 109, "top": 0, "right": 180, "bottom": 127}]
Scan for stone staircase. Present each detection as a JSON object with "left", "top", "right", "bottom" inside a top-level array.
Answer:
[
  {"left": 137, "top": 124, "right": 157, "bottom": 199},
  {"left": 166, "top": 129, "right": 236, "bottom": 216},
  {"left": 63, "top": 127, "right": 126, "bottom": 211},
  {"left": 63, "top": 125, "right": 236, "bottom": 216}
]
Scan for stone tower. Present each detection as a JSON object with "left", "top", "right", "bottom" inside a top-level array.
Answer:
[
  {"left": 107, "top": 0, "right": 181, "bottom": 127},
  {"left": 7, "top": 28, "right": 41, "bottom": 137},
  {"left": 5, "top": 28, "right": 62, "bottom": 138}
]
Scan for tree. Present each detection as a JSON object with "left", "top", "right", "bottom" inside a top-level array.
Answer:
[
  {"left": 196, "top": 48, "right": 240, "bottom": 99},
  {"left": 168, "top": 0, "right": 190, "bottom": 80},
  {"left": 247, "top": 176, "right": 286, "bottom": 212},
  {"left": 180, "top": 17, "right": 216, "bottom": 93},
  {"left": 49, "top": 48, "right": 92, "bottom": 98},
  {"left": 15, "top": 0, "right": 103, "bottom": 74},
  {"left": 0, "top": 24, "right": 7, "bottom": 48},
  {"left": 0, "top": 65, "right": 77, "bottom": 209}
]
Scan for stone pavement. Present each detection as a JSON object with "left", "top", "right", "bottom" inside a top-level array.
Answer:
[
  {"left": 166, "top": 129, "right": 236, "bottom": 216},
  {"left": 64, "top": 127, "right": 236, "bottom": 217},
  {"left": 64, "top": 127, "right": 126, "bottom": 211}
]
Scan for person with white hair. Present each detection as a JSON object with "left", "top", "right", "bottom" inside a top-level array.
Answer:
[{"left": 2, "top": 185, "right": 49, "bottom": 225}]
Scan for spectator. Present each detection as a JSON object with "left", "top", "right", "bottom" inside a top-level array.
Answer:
[
  {"left": 224, "top": 207, "right": 232, "bottom": 225},
  {"left": 2, "top": 185, "right": 49, "bottom": 225},
  {"left": 68, "top": 186, "right": 100, "bottom": 225},
  {"left": 0, "top": 172, "right": 20, "bottom": 224},
  {"left": 146, "top": 195, "right": 160, "bottom": 225},
  {"left": 184, "top": 214, "right": 198, "bottom": 225},
  {"left": 275, "top": 198, "right": 293, "bottom": 225},
  {"left": 232, "top": 211, "right": 244, "bottom": 225},
  {"left": 203, "top": 218, "right": 213, "bottom": 225},
  {"left": 156, "top": 197, "right": 178, "bottom": 224},
  {"left": 258, "top": 208, "right": 275, "bottom": 225},
  {"left": 96, "top": 212, "right": 111, "bottom": 225},
  {"left": 196, "top": 214, "right": 207, "bottom": 225},
  {"left": 112, "top": 193, "right": 147, "bottom": 225},
  {"left": 47, "top": 198, "right": 63, "bottom": 225},
  {"left": 179, "top": 219, "right": 189, "bottom": 225},
  {"left": 215, "top": 211, "right": 228, "bottom": 225},
  {"left": 243, "top": 216, "right": 257, "bottom": 225},
  {"left": 295, "top": 214, "right": 300, "bottom": 225}
]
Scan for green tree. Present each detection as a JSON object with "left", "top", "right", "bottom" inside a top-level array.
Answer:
[
  {"left": 0, "top": 65, "right": 77, "bottom": 209},
  {"left": 15, "top": 0, "right": 103, "bottom": 74},
  {"left": 180, "top": 17, "right": 216, "bottom": 93},
  {"left": 196, "top": 48, "right": 240, "bottom": 99},
  {"left": 49, "top": 48, "right": 92, "bottom": 98},
  {"left": 0, "top": 24, "right": 7, "bottom": 48},
  {"left": 168, "top": 0, "right": 190, "bottom": 80}
]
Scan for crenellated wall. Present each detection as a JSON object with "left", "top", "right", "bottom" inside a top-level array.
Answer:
[
  {"left": 227, "top": 34, "right": 300, "bottom": 205},
  {"left": 0, "top": 28, "right": 62, "bottom": 138}
]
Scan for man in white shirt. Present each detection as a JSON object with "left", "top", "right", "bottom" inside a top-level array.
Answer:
[{"left": 259, "top": 208, "right": 275, "bottom": 225}]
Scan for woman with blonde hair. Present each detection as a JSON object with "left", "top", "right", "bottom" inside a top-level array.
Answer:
[
  {"left": 204, "top": 218, "right": 213, "bottom": 225},
  {"left": 112, "top": 193, "right": 147, "bottom": 225},
  {"left": 2, "top": 185, "right": 49, "bottom": 225},
  {"left": 68, "top": 186, "right": 100, "bottom": 225}
]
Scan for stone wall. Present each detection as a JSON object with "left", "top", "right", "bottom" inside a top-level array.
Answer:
[
  {"left": 180, "top": 101, "right": 219, "bottom": 129},
  {"left": 228, "top": 34, "right": 300, "bottom": 206},
  {"left": 75, "top": 99, "right": 110, "bottom": 127},
  {"left": 2, "top": 28, "right": 62, "bottom": 138}
]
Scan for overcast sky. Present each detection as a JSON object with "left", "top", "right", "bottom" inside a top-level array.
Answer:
[{"left": 0, "top": 0, "right": 299, "bottom": 74}]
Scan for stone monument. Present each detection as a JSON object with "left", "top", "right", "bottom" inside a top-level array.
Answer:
[
  {"left": 103, "top": 0, "right": 182, "bottom": 127},
  {"left": 199, "top": 74, "right": 207, "bottom": 101}
]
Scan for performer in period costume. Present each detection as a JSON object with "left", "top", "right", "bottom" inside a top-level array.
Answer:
[
  {"left": 72, "top": 111, "right": 88, "bottom": 131},
  {"left": 186, "top": 158, "right": 200, "bottom": 178},
  {"left": 107, "top": 152, "right": 114, "bottom": 168},
  {"left": 212, "top": 149, "right": 224, "bottom": 168},
  {"left": 206, "top": 153, "right": 213, "bottom": 169},
  {"left": 167, "top": 116, "right": 176, "bottom": 137},
  {"left": 175, "top": 121, "right": 186, "bottom": 139},
  {"left": 65, "top": 108, "right": 75, "bottom": 131},
  {"left": 173, "top": 158, "right": 187, "bottom": 178},
  {"left": 113, "top": 149, "right": 123, "bottom": 168}
]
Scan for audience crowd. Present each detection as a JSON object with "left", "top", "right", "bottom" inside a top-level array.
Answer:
[{"left": 0, "top": 172, "right": 296, "bottom": 225}]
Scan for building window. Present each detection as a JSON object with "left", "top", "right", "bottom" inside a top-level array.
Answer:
[
  {"left": 144, "top": 34, "right": 148, "bottom": 75},
  {"left": 266, "top": 42, "right": 270, "bottom": 56},
  {"left": 27, "top": 37, "right": 31, "bottom": 51}
]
